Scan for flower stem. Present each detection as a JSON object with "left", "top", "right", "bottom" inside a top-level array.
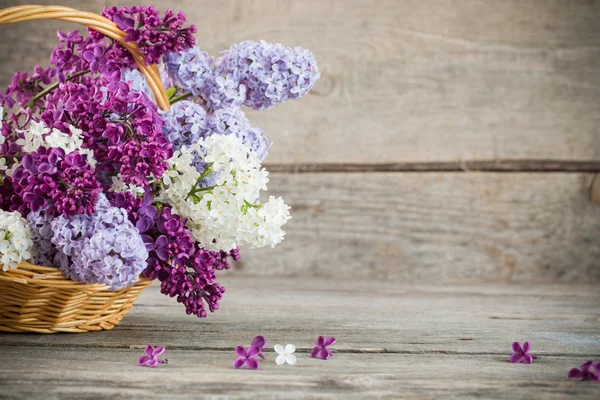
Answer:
[
  {"left": 26, "top": 69, "right": 90, "bottom": 108},
  {"left": 169, "top": 92, "right": 192, "bottom": 105}
]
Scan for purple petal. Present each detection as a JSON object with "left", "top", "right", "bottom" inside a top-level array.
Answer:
[
  {"left": 152, "top": 346, "right": 165, "bottom": 357},
  {"left": 522, "top": 354, "right": 533, "bottom": 364},
  {"left": 144, "top": 344, "right": 155, "bottom": 357},
  {"left": 233, "top": 357, "right": 246, "bottom": 369},
  {"left": 311, "top": 346, "right": 320, "bottom": 358},
  {"left": 511, "top": 342, "right": 523, "bottom": 353},
  {"left": 319, "top": 348, "right": 331, "bottom": 360},
  {"left": 252, "top": 335, "right": 266, "bottom": 349},
  {"left": 235, "top": 346, "right": 247, "bottom": 357},
  {"left": 581, "top": 361, "right": 594, "bottom": 373},
  {"left": 246, "top": 357, "right": 259, "bottom": 370},
  {"left": 147, "top": 357, "right": 159, "bottom": 368},
  {"left": 323, "top": 337, "right": 336, "bottom": 347},
  {"left": 509, "top": 353, "right": 523, "bottom": 363},
  {"left": 568, "top": 368, "right": 584, "bottom": 379},
  {"left": 137, "top": 355, "right": 151, "bottom": 366},
  {"left": 316, "top": 336, "right": 325, "bottom": 347},
  {"left": 522, "top": 342, "right": 530, "bottom": 354},
  {"left": 246, "top": 345, "right": 260, "bottom": 357}
]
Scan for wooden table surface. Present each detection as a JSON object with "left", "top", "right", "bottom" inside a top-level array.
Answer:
[{"left": 1, "top": 277, "right": 599, "bottom": 399}]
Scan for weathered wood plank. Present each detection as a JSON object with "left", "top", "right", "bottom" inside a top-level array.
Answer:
[
  {"left": 236, "top": 173, "right": 600, "bottom": 282},
  {"left": 1, "top": 0, "right": 599, "bottom": 163},
  {"left": 0, "top": 279, "right": 599, "bottom": 399},
  {"left": 1, "top": 278, "right": 599, "bottom": 356},
  {"left": 2, "top": 349, "right": 600, "bottom": 399}
]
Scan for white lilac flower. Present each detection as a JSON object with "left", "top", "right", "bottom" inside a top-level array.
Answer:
[
  {"left": 16, "top": 120, "right": 48, "bottom": 153},
  {"left": 15, "top": 121, "right": 96, "bottom": 168},
  {"left": 156, "top": 134, "right": 290, "bottom": 251},
  {"left": 108, "top": 174, "right": 145, "bottom": 196},
  {"left": 0, "top": 210, "right": 34, "bottom": 271},
  {"left": 274, "top": 344, "right": 297, "bottom": 365}
]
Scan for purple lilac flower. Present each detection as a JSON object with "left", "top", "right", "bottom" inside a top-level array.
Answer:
[
  {"left": 216, "top": 40, "right": 320, "bottom": 111},
  {"left": 139, "top": 204, "right": 237, "bottom": 318},
  {"left": 311, "top": 336, "right": 336, "bottom": 360},
  {"left": 510, "top": 341, "right": 533, "bottom": 364},
  {"left": 50, "top": 30, "right": 120, "bottom": 83},
  {"left": 11, "top": 147, "right": 101, "bottom": 217},
  {"left": 99, "top": 6, "right": 197, "bottom": 66},
  {"left": 233, "top": 345, "right": 260, "bottom": 369},
  {"left": 138, "top": 344, "right": 166, "bottom": 368},
  {"left": 41, "top": 77, "right": 172, "bottom": 187},
  {"left": 165, "top": 47, "right": 214, "bottom": 97},
  {"left": 51, "top": 196, "right": 147, "bottom": 290},
  {"left": 252, "top": 336, "right": 268, "bottom": 360},
  {"left": 2, "top": 66, "right": 56, "bottom": 108},
  {"left": 568, "top": 361, "right": 600, "bottom": 381}
]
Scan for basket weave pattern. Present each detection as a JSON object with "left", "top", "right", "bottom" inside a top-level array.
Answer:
[
  {"left": 0, "top": 5, "right": 167, "bottom": 333},
  {"left": 0, "top": 264, "right": 152, "bottom": 333}
]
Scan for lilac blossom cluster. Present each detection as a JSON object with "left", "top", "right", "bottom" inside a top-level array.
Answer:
[
  {"left": 51, "top": 196, "right": 148, "bottom": 289},
  {"left": 161, "top": 101, "right": 269, "bottom": 161},
  {"left": 164, "top": 41, "right": 320, "bottom": 111},
  {"left": 99, "top": 5, "right": 197, "bottom": 65},
  {"left": 12, "top": 148, "right": 101, "bottom": 217},
  {"left": 0, "top": 3, "right": 319, "bottom": 319}
]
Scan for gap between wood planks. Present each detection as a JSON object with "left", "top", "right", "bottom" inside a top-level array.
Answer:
[
  {"left": 264, "top": 160, "right": 600, "bottom": 173},
  {"left": 1, "top": 344, "right": 598, "bottom": 358}
]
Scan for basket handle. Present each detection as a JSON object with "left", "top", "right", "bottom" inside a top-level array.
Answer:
[{"left": 0, "top": 4, "right": 171, "bottom": 110}]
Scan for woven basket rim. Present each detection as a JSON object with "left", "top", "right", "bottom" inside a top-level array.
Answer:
[{"left": 0, "top": 262, "right": 151, "bottom": 291}]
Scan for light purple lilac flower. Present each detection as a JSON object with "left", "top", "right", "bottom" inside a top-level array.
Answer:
[
  {"left": 569, "top": 361, "right": 600, "bottom": 381},
  {"left": 252, "top": 336, "right": 268, "bottom": 360},
  {"left": 51, "top": 195, "right": 148, "bottom": 290},
  {"left": 165, "top": 47, "right": 214, "bottom": 97},
  {"left": 162, "top": 103, "right": 269, "bottom": 161},
  {"left": 138, "top": 344, "right": 166, "bottom": 368},
  {"left": 510, "top": 341, "right": 533, "bottom": 364},
  {"left": 206, "top": 107, "right": 269, "bottom": 160},
  {"left": 27, "top": 208, "right": 58, "bottom": 266},
  {"left": 216, "top": 40, "right": 320, "bottom": 111},
  {"left": 311, "top": 336, "right": 336, "bottom": 360},
  {"left": 161, "top": 100, "right": 208, "bottom": 151},
  {"left": 121, "top": 68, "right": 154, "bottom": 100},
  {"left": 233, "top": 345, "right": 260, "bottom": 369}
]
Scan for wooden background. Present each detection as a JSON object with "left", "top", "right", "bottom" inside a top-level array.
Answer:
[{"left": 1, "top": 0, "right": 599, "bottom": 283}]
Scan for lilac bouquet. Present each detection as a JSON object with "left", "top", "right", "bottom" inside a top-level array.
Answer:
[{"left": 0, "top": 5, "right": 319, "bottom": 318}]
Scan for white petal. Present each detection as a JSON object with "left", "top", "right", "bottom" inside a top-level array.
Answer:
[
  {"left": 276, "top": 354, "right": 286, "bottom": 365},
  {"left": 285, "top": 354, "right": 297, "bottom": 365},
  {"left": 285, "top": 344, "right": 296, "bottom": 354},
  {"left": 274, "top": 344, "right": 284, "bottom": 355}
]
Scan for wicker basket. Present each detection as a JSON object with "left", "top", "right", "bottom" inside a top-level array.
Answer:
[{"left": 0, "top": 5, "right": 171, "bottom": 333}]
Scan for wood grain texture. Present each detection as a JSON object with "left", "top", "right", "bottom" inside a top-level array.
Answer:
[
  {"left": 0, "top": 278, "right": 599, "bottom": 399},
  {"left": 232, "top": 172, "right": 600, "bottom": 282},
  {"left": 0, "top": 0, "right": 599, "bottom": 163}
]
